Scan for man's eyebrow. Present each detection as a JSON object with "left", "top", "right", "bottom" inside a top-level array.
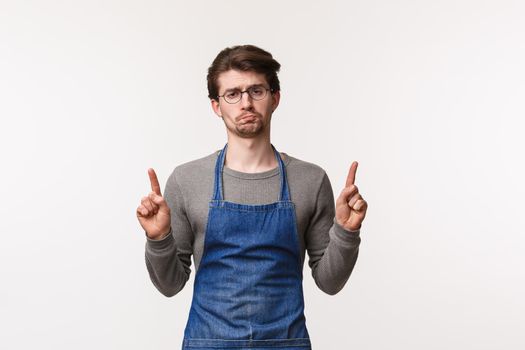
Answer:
[{"left": 224, "top": 83, "right": 265, "bottom": 92}]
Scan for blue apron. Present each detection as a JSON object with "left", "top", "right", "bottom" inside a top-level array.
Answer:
[{"left": 182, "top": 143, "right": 311, "bottom": 350}]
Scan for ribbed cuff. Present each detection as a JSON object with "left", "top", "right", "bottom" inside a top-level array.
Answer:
[{"left": 330, "top": 217, "right": 361, "bottom": 247}]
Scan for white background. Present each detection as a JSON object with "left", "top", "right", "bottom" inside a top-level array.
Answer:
[{"left": 1, "top": 0, "right": 524, "bottom": 349}]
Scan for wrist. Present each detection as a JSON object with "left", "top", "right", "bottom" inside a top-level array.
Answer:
[
  {"left": 334, "top": 217, "right": 360, "bottom": 234},
  {"left": 146, "top": 227, "right": 172, "bottom": 241}
]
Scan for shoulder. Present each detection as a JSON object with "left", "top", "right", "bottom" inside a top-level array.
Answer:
[
  {"left": 283, "top": 153, "right": 329, "bottom": 181},
  {"left": 281, "top": 153, "right": 334, "bottom": 210},
  {"left": 167, "top": 151, "right": 219, "bottom": 188},
  {"left": 282, "top": 153, "right": 332, "bottom": 199},
  {"left": 174, "top": 151, "right": 218, "bottom": 176}
]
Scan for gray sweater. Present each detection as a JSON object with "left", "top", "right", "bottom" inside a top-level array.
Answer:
[{"left": 145, "top": 149, "right": 361, "bottom": 297}]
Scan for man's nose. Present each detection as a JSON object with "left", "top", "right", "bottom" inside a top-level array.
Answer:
[{"left": 240, "top": 91, "right": 254, "bottom": 108}]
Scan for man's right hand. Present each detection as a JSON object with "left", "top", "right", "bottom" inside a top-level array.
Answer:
[{"left": 137, "top": 168, "right": 171, "bottom": 240}]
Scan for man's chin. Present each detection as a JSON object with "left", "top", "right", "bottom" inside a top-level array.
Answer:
[
  {"left": 236, "top": 131, "right": 262, "bottom": 138},
  {"left": 234, "top": 124, "right": 264, "bottom": 138}
]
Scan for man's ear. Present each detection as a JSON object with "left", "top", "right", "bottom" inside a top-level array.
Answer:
[
  {"left": 271, "top": 90, "right": 281, "bottom": 112},
  {"left": 211, "top": 98, "right": 222, "bottom": 118}
]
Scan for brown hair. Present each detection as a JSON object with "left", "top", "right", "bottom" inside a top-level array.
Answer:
[{"left": 207, "top": 44, "right": 281, "bottom": 101}]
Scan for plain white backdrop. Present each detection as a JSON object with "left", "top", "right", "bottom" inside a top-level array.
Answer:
[{"left": 1, "top": 0, "right": 524, "bottom": 349}]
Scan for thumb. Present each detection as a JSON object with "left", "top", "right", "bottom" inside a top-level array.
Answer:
[{"left": 149, "top": 192, "right": 167, "bottom": 207}]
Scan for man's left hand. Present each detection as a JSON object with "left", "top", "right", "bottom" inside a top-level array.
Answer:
[{"left": 335, "top": 161, "right": 368, "bottom": 231}]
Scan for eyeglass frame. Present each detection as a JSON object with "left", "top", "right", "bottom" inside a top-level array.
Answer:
[{"left": 216, "top": 85, "right": 274, "bottom": 104}]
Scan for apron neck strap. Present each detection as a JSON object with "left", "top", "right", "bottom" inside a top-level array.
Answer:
[{"left": 212, "top": 143, "right": 290, "bottom": 202}]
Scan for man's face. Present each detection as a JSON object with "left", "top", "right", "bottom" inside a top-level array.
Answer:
[{"left": 211, "top": 69, "right": 280, "bottom": 139}]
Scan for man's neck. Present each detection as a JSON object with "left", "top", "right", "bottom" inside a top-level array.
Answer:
[{"left": 224, "top": 135, "right": 278, "bottom": 174}]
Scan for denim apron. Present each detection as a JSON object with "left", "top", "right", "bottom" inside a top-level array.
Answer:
[{"left": 182, "top": 143, "right": 311, "bottom": 350}]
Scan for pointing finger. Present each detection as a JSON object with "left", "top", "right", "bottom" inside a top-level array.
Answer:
[
  {"left": 345, "top": 161, "right": 358, "bottom": 187},
  {"left": 148, "top": 168, "right": 162, "bottom": 196}
]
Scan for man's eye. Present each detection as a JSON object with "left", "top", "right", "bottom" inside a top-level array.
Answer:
[
  {"left": 250, "top": 87, "right": 264, "bottom": 96},
  {"left": 226, "top": 91, "right": 240, "bottom": 98}
]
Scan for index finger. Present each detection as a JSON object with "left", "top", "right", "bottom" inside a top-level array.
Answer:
[
  {"left": 345, "top": 161, "right": 358, "bottom": 187},
  {"left": 148, "top": 168, "right": 162, "bottom": 196}
]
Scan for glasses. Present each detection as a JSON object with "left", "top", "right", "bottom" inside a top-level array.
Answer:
[{"left": 217, "top": 85, "right": 273, "bottom": 104}]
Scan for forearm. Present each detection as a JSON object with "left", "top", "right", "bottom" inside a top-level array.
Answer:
[
  {"left": 145, "top": 227, "right": 191, "bottom": 297},
  {"left": 310, "top": 218, "right": 361, "bottom": 295}
]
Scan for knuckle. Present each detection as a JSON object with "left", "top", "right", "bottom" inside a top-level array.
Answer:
[{"left": 346, "top": 185, "right": 356, "bottom": 192}]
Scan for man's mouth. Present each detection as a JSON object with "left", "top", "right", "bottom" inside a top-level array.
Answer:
[{"left": 238, "top": 114, "right": 257, "bottom": 122}]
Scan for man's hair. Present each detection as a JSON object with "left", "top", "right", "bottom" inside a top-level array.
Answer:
[{"left": 207, "top": 44, "right": 281, "bottom": 101}]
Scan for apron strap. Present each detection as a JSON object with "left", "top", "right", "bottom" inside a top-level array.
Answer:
[{"left": 212, "top": 143, "right": 290, "bottom": 202}]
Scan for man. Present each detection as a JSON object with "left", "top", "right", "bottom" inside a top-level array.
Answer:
[{"left": 137, "top": 44, "right": 368, "bottom": 350}]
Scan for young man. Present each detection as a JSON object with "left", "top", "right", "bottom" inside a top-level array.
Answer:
[{"left": 137, "top": 45, "right": 368, "bottom": 350}]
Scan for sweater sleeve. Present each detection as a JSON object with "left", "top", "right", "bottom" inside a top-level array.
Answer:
[
  {"left": 305, "top": 172, "right": 361, "bottom": 295},
  {"left": 144, "top": 170, "right": 193, "bottom": 297}
]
